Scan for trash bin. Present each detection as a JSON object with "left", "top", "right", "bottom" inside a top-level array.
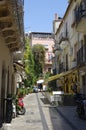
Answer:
[{"left": 5, "top": 95, "right": 13, "bottom": 123}]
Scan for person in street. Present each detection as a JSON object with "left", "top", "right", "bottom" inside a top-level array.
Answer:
[
  {"left": 38, "top": 83, "right": 43, "bottom": 92},
  {"left": 33, "top": 83, "right": 38, "bottom": 93},
  {"left": 43, "top": 83, "right": 46, "bottom": 92}
]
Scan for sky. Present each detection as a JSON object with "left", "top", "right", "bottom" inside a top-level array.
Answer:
[{"left": 24, "top": 0, "right": 68, "bottom": 33}]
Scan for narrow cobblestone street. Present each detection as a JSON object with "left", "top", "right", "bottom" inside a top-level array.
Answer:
[
  {"left": 0, "top": 0, "right": 86, "bottom": 130},
  {"left": 4, "top": 92, "right": 86, "bottom": 130}
]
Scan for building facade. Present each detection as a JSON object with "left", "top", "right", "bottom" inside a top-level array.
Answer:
[
  {"left": 0, "top": 0, "right": 25, "bottom": 127},
  {"left": 29, "top": 32, "right": 54, "bottom": 74},
  {"left": 52, "top": 14, "right": 62, "bottom": 75},
  {"left": 52, "top": 0, "right": 86, "bottom": 94}
]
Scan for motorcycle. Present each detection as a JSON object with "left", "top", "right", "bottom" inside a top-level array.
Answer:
[
  {"left": 75, "top": 93, "right": 86, "bottom": 119},
  {"left": 16, "top": 97, "right": 26, "bottom": 115}
]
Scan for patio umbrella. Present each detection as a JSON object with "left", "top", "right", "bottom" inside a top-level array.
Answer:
[{"left": 37, "top": 79, "right": 44, "bottom": 84}]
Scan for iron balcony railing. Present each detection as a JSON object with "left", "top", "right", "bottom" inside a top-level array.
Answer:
[
  {"left": 59, "top": 32, "right": 69, "bottom": 44},
  {"left": 77, "top": 44, "right": 86, "bottom": 65},
  {"left": 53, "top": 44, "right": 61, "bottom": 53},
  {"left": 75, "top": 0, "right": 86, "bottom": 24}
]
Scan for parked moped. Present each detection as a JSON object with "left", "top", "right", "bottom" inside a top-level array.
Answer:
[
  {"left": 16, "top": 97, "right": 26, "bottom": 115},
  {"left": 75, "top": 93, "right": 86, "bottom": 119}
]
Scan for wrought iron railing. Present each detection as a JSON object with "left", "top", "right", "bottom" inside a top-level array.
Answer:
[
  {"left": 53, "top": 44, "right": 61, "bottom": 53},
  {"left": 59, "top": 32, "right": 69, "bottom": 44},
  {"left": 77, "top": 44, "right": 86, "bottom": 65},
  {"left": 75, "top": 0, "right": 86, "bottom": 24}
]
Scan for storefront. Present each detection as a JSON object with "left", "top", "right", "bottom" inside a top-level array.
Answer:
[
  {"left": 79, "top": 65, "right": 86, "bottom": 95},
  {"left": 47, "top": 68, "right": 79, "bottom": 94},
  {"left": 63, "top": 69, "right": 79, "bottom": 93}
]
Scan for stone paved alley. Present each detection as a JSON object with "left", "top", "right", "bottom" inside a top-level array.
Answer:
[{"left": 3, "top": 92, "right": 86, "bottom": 130}]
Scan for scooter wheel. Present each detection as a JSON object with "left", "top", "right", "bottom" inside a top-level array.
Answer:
[{"left": 18, "top": 107, "right": 26, "bottom": 115}]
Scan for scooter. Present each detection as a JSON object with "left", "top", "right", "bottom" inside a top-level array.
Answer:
[
  {"left": 16, "top": 97, "right": 26, "bottom": 115},
  {"left": 75, "top": 93, "right": 86, "bottom": 119}
]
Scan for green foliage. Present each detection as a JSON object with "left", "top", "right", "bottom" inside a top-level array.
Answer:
[
  {"left": 32, "top": 44, "right": 45, "bottom": 78},
  {"left": 18, "top": 88, "right": 26, "bottom": 97},
  {"left": 47, "top": 87, "right": 53, "bottom": 92},
  {"left": 46, "top": 73, "right": 57, "bottom": 91},
  {"left": 23, "top": 39, "right": 46, "bottom": 86},
  {"left": 48, "top": 80, "right": 57, "bottom": 91},
  {"left": 44, "top": 71, "right": 51, "bottom": 83},
  {"left": 28, "top": 87, "right": 33, "bottom": 93},
  {"left": 23, "top": 38, "right": 36, "bottom": 87}
]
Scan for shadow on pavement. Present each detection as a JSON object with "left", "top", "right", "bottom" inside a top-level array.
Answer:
[
  {"left": 48, "top": 105, "right": 86, "bottom": 130},
  {"left": 40, "top": 97, "right": 51, "bottom": 105},
  {"left": 41, "top": 92, "right": 86, "bottom": 130}
]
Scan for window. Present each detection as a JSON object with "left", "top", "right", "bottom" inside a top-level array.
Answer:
[
  {"left": 74, "top": 43, "right": 77, "bottom": 60},
  {"left": 48, "top": 68, "right": 51, "bottom": 72}
]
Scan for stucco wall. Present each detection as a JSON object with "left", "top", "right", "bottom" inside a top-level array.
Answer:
[
  {"left": 56, "top": 0, "right": 84, "bottom": 70},
  {"left": 0, "top": 36, "right": 13, "bottom": 97}
]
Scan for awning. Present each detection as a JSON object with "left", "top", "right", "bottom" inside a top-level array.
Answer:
[
  {"left": 47, "top": 69, "right": 75, "bottom": 82},
  {"left": 37, "top": 79, "right": 44, "bottom": 84}
]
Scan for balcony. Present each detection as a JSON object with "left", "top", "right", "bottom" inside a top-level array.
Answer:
[
  {"left": 0, "top": 0, "right": 24, "bottom": 52},
  {"left": 77, "top": 44, "right": 86, "bottom": 66},
  {"left": 75, "top": 0, "right": 86, "bottom": 34},
  {"left": 13, "top": 50, "right": 24, "bottom": 62},
  {"left": 59, "top": 32, "right": 69, "bottom": 44},
  {"left": 53, "top": 44, "right": 61, "bottom": 54},
  {"left": 59, "top": 32, "right": 69, "bottom": 49}
]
